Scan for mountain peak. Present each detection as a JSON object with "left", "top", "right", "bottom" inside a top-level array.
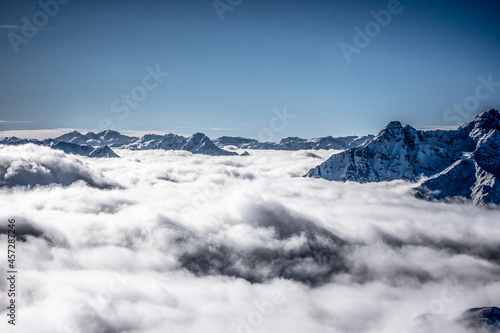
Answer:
[
  {"left": 384, "top": 121, "right": 404, "bottom": 130},
  {"left": 189, "top": 132, "right": 208, "bottom": 141},
  {"left": 474, "top": 108, "right": 500, "bottom": 130},
  {"left": 98, "top": 129, "right": 124, "bottom": 139},
  {"left": 373, "top": 121, "right": 405, "bottom": 142},
  {"left": 459, "top": 109, "right": 500, "bottom": 138}
]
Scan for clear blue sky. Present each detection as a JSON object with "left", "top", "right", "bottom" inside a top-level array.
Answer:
[{"left": 1, "top": 0, "right": 500, "bottom": 139}]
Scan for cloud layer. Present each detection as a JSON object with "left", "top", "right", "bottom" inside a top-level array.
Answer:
[
  {"left": 1, "top": 146, "right": 499, "bottom": 333},
  {"left": 0, "top": 144, "right": 117, "bottom": 188}
]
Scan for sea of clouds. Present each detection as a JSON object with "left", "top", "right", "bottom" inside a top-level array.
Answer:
[{"left": 1, "top": 144, "right": 499, "bottom": 333}]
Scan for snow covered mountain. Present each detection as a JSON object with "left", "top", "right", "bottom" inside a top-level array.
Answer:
[
  {"left": 181, "top": 132, "right": 238, "bottom": 156},
  {"left": 123, "top": 132, "right": 237, "bottom": 155},
  {"left": 0, "top": 136, "right": 120, "bottom": 158},
  {"left": 307, "top": 109, "right": 500, "bottom": 205},
  {"left": 0, "top": 137, "right": 45, "bottom": 146},
  {"left": 214, "top": 135, "right": 374, "bottom": 150},
  {"left": 124, "top": 133, "right": 187, "bottom": 150},
  {"left": 306, "top": 121, "right": 459, "bottom": 182},
  {"left": 416, "top": 110, "right": 500, "bottom": 205},
  {"left": 40, "top": 130, "right": 237, "bottom": 156},
  {"left": 47, "top": 130, "right": 137, "bottom": 147},
  {"left": 53, "top": 142, "right": 119, "bottom": 158},
  {"left": 4, "top": 129, "right": 371, "bottom": 156}
]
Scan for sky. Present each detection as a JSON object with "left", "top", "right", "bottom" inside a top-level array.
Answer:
[{"left": 1, "top": 0, "right": 500, "bottom": 140}]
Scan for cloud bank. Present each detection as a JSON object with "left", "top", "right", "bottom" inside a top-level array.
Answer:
[
  {"left": 0, "top": 146, "right": 499, "bottom": 333},
  {"left": 0, "top": 144, "right": 117, "bottom": 189}
]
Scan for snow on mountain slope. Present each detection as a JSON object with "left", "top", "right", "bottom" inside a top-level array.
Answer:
[
  {"left": 473, "top": 126, "right": 500, "bottom": 176},
  {"left": 1, "top": 135, "right": 120, "bottom": 158},
  {"left": 459, "top": 108, "right": 500, "bottom": 141},
  {"left": 0, "top": 137, "right": 45, "bottom": 146},
  {"left": 124, "top": 133, "right": 186, "bottom": 150},
  {"left": 49, "top": 130, "right": 236, "bottom": 156},
  {"left": 49, "top": 130, "right": 137, "bottom": 147},
  {"left": 415, "top": 158, "right": 480, "bottom": 202},
  {"left": 47, "top": 130, "right": 89, "bottom": 145},
  {"left": 41, "top": 130, "right": 373, "bottom": 154},
  {"left": 416, "top": 113, "right": 500, "bottom": 205},
  {"left": 306, "top": 121, "right": 458, "bottom": 182},
  {"left": 181, "top": 133, "right": 238, "bottom": 156},
  {"left": 123, "top": 132, "right": 237, "bottom": 155},
  {"left": 89, "top": 130, "right": 137, "bottom": 147},
  {"left": 88, "top": 145, "right": 120, "bottom": 158},
  {"left": 214, "top": 135, "right": 375, "bottom": 150},
  {"left": 308, "top": 109, "right": 500, "bottom": 205},
  {"left": 53, "top": 142, "right": 119, "bottom": 158}
]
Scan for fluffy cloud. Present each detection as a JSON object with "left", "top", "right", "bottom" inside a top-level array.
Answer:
[
  {"left": 0, "top": 144, "right": 117, "bottom": 188},
  {"left": 0, "top": 146, "right": 499, "bottom": 333}
]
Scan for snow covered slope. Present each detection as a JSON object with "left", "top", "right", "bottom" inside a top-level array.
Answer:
[
  {"left": 306, "top": 121, "right": 459, "bottom": 182},
  {"left": 53, "top": 142, "right": 119, "bottom": 158},
  {"left": 416, "top": 110, "right": 500, "bottom": 205},
  {"left": 0, "top": 137, "right": 45, "bottom": 146},
  {"left": 124, "top": 133, "right": 187, "bottom": 150},
  {"left": 181, "top": 132, "right": 238, "bottom": 156},
  {"left": 307, "top": 109, "right": 500, "bottom": 205},
  {"left": 46, "top": 130, "right": 237, "bottom": 156},
  {"left": 124, "top": 132, "right": 237, "bottom": 155},
  {"left": 48, "top": 130, "right": 137, "bottom": 147},
  {"left": 214, "top": 135, "right": 374, "bottom": 150},
  {"left": 1, "top": 136, "right": 120, "bottom": 158}
]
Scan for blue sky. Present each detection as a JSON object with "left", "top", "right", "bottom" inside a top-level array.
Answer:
[{"left": 1, "top": 0, "right": 500, "bottom": 140}]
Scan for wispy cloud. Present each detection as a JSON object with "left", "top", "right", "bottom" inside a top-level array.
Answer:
[
  {"left": 200, "top": 127, "right": 241, "bottom": 131},
  {"left": 0, "top": 128, "right": 85, "bottom": 140},
  {"left": 165, "top": 126, "right": 242, "bottom": 132},
  {"left": 0, "top": 24, "right": 55, "bottom": 31},
  {"left": 417, "top": 125, "right": 460, "bottom": 131},
  {"left": 0, "top": 24, "right": 20, "bottom": 29},
  {"left": 120, "top": 130, "right": 187, "bottom": 137}
]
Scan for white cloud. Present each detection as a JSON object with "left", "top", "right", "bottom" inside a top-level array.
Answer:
[
  {"left": 0, "top": 144, "right": 117, "bottom": 188},
  {"left": 0, "top": 147, "right": 499, "bottom": 332}
]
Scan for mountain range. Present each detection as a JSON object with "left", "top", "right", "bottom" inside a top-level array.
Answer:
[
  {"left": 0, "top": 131, "right": 375, "bottom": 157},
  {"left": 2, "top": 109, "right": 498, "bottom": 205},
  {"left": 213, "top": 135, "right": 374, "bottom": 150},
  {"left": 307, "top": 109, "right": 500, "bottom": 205}
]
